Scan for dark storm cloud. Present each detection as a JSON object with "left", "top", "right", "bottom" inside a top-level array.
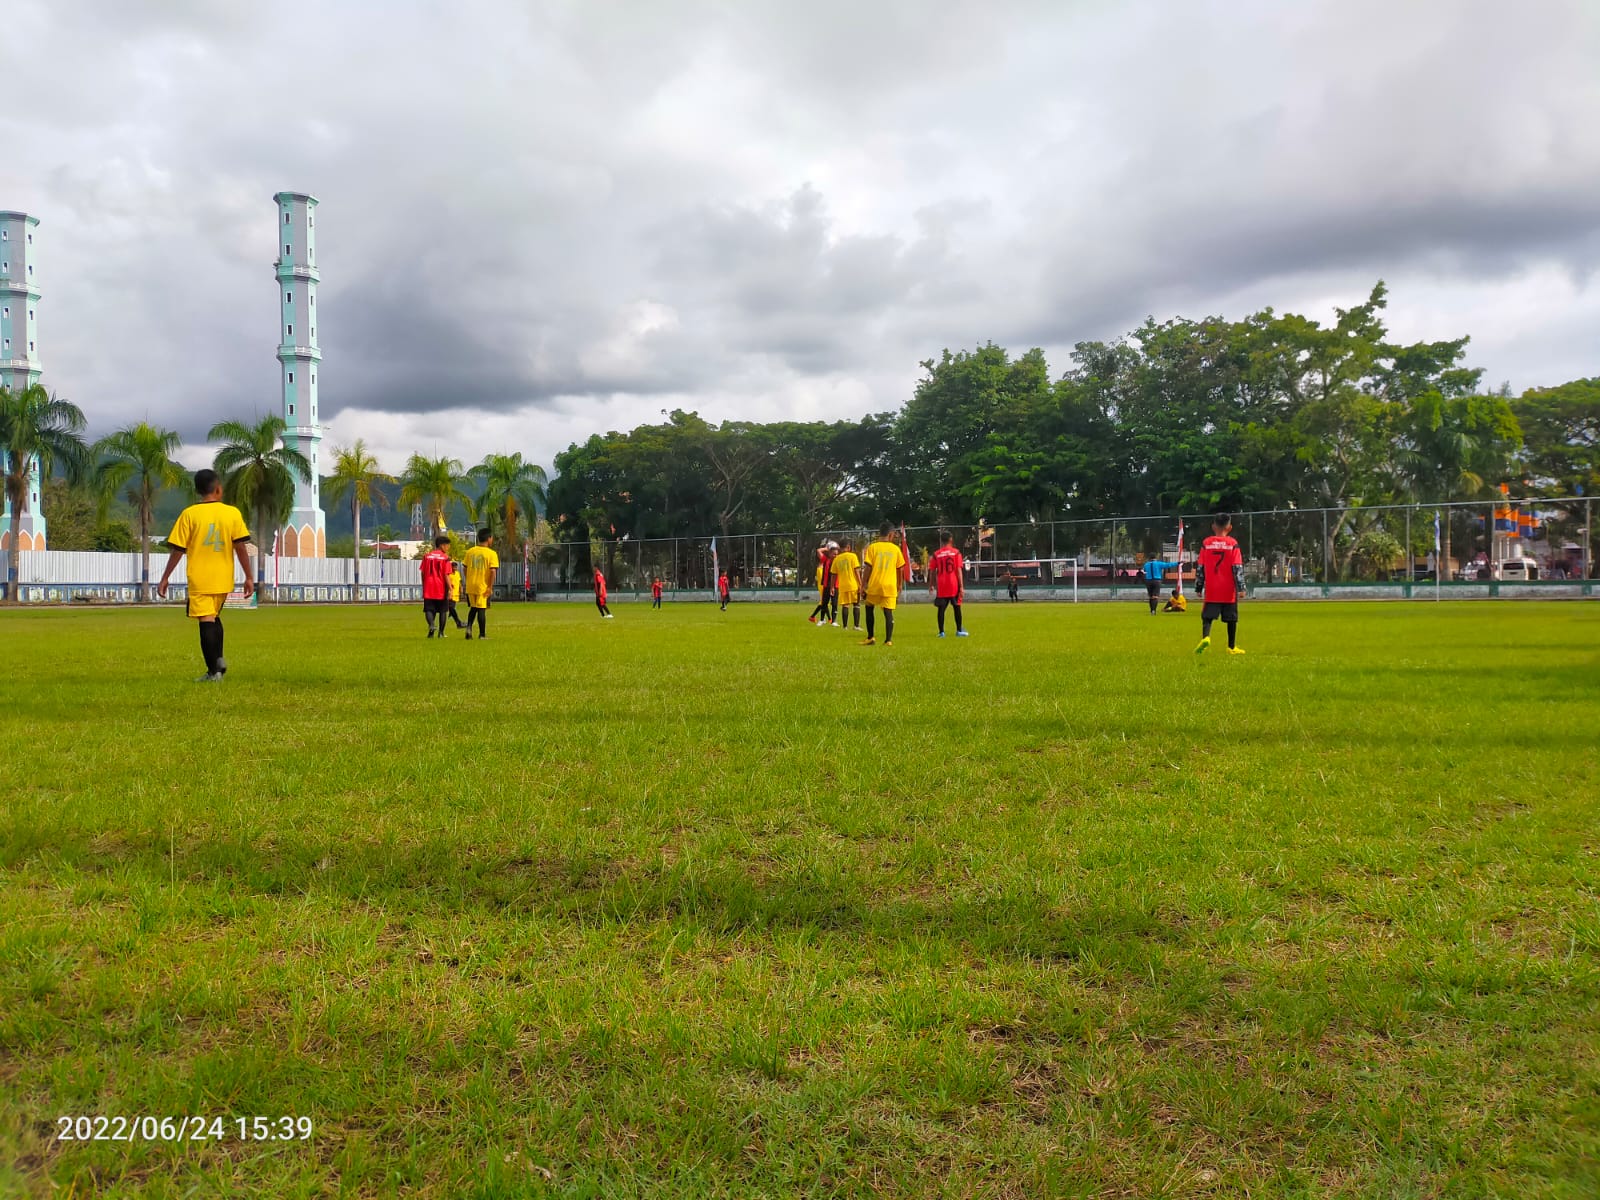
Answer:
[{"left": 2, "top": 0, "right": 1597, "bottom": 469}]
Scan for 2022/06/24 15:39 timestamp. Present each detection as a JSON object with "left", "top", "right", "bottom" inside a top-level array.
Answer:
[{"left": 56, "top": 1116, "right": 313, "bottom": 1142}]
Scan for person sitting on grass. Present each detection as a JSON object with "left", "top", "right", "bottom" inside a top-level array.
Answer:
[{"left": 1163, "top": 589, "right": 1188, "bottom": 613}]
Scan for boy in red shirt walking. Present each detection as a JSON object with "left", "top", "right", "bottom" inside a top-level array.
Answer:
[
  {"left": 929, "top": 530, "right": 969, "bottom": 638},
  {"left": 1194, "top": 512, "right": 1246, "bottom": 655},
  {"left": 652, "top": 577, "right": 663, "bottom": 609},
  {"left": 594, "top": 566, "right": 613, "bottom": 618},
  {"left": 718, "top": 570, "right": 731, "bottom": 611},
  {"left": 420, "top": 534, "right": 453, "bottom": 638}
]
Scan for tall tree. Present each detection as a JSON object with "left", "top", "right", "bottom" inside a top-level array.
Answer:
[
  {"left": 397, "top": 453, "right": 468, "bottom": 538},
  {"left": 324, "top": 440, "right": 394, "bottom": 596},
  {"left": 1391, "top": 391, "right": 1522, "bottom": 570},
  {"left": 469, "top": 452, "right": 548, "bottom": 548},
  {"left": 1512, "top": 378, "right": 1600, "bottom": 495},
  {"left": 0, "top": 384, "right": 89, "bottom": 602},
  {"left": 209, "top": 415, "right": 312, "bottom": 590},
  {"left": 92, "top": 422, "right": 186, "bottom": 602}
]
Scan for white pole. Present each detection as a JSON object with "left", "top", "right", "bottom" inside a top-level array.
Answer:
[{"left": 1072, "top": 557, "right": 1078, "bottom": 603}]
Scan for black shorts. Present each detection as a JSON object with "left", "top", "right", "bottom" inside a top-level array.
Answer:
[
  {"left": 1201, "top": 602, "right": 1238, "bottom": 622},
  {"left": 1145, "top": 580, "right": 1161, "bottom": 598},
  {"left": 423, "top": 598, "right": 447, "bottom": 615}
]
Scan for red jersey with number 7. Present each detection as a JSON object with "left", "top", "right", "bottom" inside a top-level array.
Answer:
[
  {"left": 1199, "top": 535, "right": 1243, "bottom": 603},
  {"left": 930, "top": 546, "right": 964, "bottom": 598}
]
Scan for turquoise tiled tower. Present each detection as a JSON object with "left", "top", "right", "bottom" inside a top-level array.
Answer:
[
  {"left": 274, "top": 192, "right": 325, "bottom": 557},
  {"left": 0, "top": 210, "right": 46, "bottom": 551}
]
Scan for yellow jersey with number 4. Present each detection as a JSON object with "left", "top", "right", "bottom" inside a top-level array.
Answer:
[
  {"left": 462, "top": 545, "right": 499, "bottom": 598},
  {"left": 167, "top": 502, "right": 250, "bottom": 595}
]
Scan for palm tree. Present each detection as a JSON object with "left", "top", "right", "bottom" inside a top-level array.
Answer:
[
  {"left": 324, "top": 440, "right": 393, "bottom": 597},
  {"left": 0, "top": 384, "right": 89, "bottom": 602},
  {"left": 92, "top": 422, "right": 186, "bottom": 602},
  {"left": 397, "top": 453, "right": 467, "bottom": 538},
  {"left": 209, "top": 415, "right": 312, "bottom": 592},
  {"left": 470, "top": 452, "right": 548, "bottom": 549}
]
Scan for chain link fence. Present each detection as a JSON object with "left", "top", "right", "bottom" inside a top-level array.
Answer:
[{"left": 524, "top": 496, "right": 1597, "bottom": 599}]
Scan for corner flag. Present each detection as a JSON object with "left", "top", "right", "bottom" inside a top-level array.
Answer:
[{"left": 1175, "top": 519, "right": 1186, "bottom": 597}]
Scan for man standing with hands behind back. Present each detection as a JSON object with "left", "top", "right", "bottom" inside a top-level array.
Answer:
[
  {"left": 157, "top": 468, "right": 254, "bottom": 682},
  {"left": 1195, "top": 512, "right": 1246, "bottom": 656}
]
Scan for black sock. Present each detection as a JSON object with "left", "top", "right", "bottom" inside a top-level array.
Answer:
[
  {"left": 426, "top": 611, "right": 436, "bottom": 633},
  {"left": 1202, "top": 618, "right": 1213, "bottom": 639},
  {"left": 214, "top": 618, "right": 225, "bottom": 671},
  {"left": 477, "top": 609, "right": 487, "bottom": 636},
  {"left": 1227, "top": 621, "right": 1237, "bottom": 649},
  {"left": 953, "top": 603, "right": 963, "bottom": 633},
  {"left": 937, "top": 600, "right": 946, "bottom": 634},
  {"left": 885, "top": 610, "right": 894, "bottom": 642},
  {"left": 197, "top": 622, "right": 215, "bottom": 673},
  {"left": 866, "top": 606, "right": 875, "bottom": 639}
]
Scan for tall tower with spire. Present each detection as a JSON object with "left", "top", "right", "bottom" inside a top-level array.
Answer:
[
  {"left": 0, "top": 210, "right": 47, "bottom": 551},
  {"left": 274, "top": 191, "right": 325, "bottom": 557}
]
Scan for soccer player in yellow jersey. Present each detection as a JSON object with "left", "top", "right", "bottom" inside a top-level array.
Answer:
[
  {"left": 156, "top": 468, "right": 254, "bottom": 682},
  {"left": 444, "top": 559, "right": 467, "bottom": 631},
  {"left": 461, "top": 528, "right": 499, "bottom": 640},
  {"left": 860, "top": 521, "right": 907, "bottom": 646},
  {"left": 830, "top": 537, "right": 862, "bottom": 631}
]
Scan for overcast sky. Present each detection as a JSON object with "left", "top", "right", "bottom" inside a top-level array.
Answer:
[{"left": 5, "top": 0, "right": 1598, "bottom": 474}]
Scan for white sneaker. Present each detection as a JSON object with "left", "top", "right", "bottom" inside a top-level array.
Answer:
[{"left": 604, "top": 613, "right": 614, "bottom": 619}]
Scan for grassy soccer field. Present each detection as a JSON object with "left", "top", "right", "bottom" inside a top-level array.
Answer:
[{"left": 1, "top": 600, "right": 1596, "bottom": 1198}]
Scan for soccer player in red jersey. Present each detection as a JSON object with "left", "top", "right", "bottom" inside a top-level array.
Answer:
[
  {"left": 594, "top": 566, "right": 613, "bottom": 618},
  {"left": 420, "top": 534, "right": 453, "bottom": 638},
  {"left": 651, "top": 577, "right": 663, "bottom": 609},
  {"left": 1194, "top": 512, "right": 1246, "bottom": 655},
  {"left": 929, "top": 530, "right": 969, "bottom": 638},
  {"left": 718, "top": 570, "right": 731, "bottom": 611},
  {"left": 808, "top": 542, "right": 836, "bottom": 624}
]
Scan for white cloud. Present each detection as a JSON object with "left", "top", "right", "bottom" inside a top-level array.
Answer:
[{"left": 2, "top": 0, "right": 1596, "bottom": 474}]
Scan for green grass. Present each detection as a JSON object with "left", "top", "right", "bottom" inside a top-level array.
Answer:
[{"left": 1, "top": 599, "right": 1597, "bottom": 1198}]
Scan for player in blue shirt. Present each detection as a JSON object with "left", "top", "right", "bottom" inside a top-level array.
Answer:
[{"left": 1141, "top": 557, "right": 1180, "bottom": 614}]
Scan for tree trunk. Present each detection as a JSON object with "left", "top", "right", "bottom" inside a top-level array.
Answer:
[
  {"left": 6, "top": 506, "right": 18, "bottom": 605},
  {"left": 352, "top": 499, "right": 361, "bottom": 599},
  {"left": 139, "top": 507, "right": 151, "bottom": 604},
  {"left": 258, "top": 504, "right": 269, "bottom": 598}
]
